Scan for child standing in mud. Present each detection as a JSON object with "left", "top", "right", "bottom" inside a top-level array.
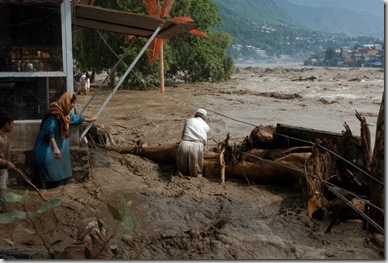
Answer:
[{"left": 0, "top": 112, "right": 16, "bottom": 212}]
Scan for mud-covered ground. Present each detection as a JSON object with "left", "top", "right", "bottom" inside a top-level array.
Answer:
[{"left": 1, "top": 65, "right": 385, "bottom": 259}]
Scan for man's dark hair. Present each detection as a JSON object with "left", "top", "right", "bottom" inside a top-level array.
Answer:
[{"left": 0, "top": 111, "right": 14, "bottom": 128}]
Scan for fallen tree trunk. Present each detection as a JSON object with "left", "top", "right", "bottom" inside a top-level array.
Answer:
[
  {"left": 369, "top": 92, "right": 384, "bottom": 233},
  {"left": 106, "top": 144, "right": 179, "bottom": 164},
  {"left": 222, "top": 153, "right": 308, "bottom": 185},
  {"left": 273, "top": 123, "right": 348, "bottom": 148},
  {"left": 101, "top": 115, "right": 373, "bottom": 223},
  {"left": 106, "top": 145, "right": 310, "bottom": 185},
  {"left": 243, "top": 146, "right": 312, "bottom": 162}
]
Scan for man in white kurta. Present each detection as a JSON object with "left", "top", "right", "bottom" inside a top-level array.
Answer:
[{"left": 176, "top": 109, "right": 210, "bottom": 177}]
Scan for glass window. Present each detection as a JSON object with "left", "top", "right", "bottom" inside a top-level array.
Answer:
[
  {"left": 0, "top": 2, "right": 63, "bottom": 72},
  {"left": 0, "top": 77, "right": 67, "bottom": 120}
]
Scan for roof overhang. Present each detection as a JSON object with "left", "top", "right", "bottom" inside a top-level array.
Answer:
[{"left": 73, "top": 4, "right": 197, "bottom": 39}]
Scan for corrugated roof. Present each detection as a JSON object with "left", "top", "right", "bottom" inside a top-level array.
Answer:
[{"left": 73, "top": 4, "right": 197, "bottom": 39}]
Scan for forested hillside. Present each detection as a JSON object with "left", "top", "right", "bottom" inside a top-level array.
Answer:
[
  {"left": 285, "top": 0, "right": 383, "bottom": 18},
  {"left": 212, "top": 0, "right": 383, "bottom": 62},
  {"left": 213, "top": 0, "right": 296, "bottom": 26},
  {"left": 276, "top": 0, "right": 384, "bottom": 39}
]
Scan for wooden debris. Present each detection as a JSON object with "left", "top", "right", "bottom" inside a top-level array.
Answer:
[
  {"left": 95, "top": 113, "right": 375, "bottom": 225},
  {"left": 369, "top": 93, "right": 384, "bottom": 232},
  {"left": 273, "top": 123, "right": 346, "bottom": 148},
  {"left": 217, "top": 133, "right": 229, "bottom": 183},
  {"left": 304, "top": 113, "right": 372, "bottom": 220},
  {"left": 249, "top": 125, "right": 275, "bottom": 149},
  {"left": 291, "top": 75, "right": 317, "bottom": 81},
  {"left": 107, "top": 143, "right": 179, "bottom": 164},
  {"left": 106, "top": 142, "right": 308, "bottom": 185}
]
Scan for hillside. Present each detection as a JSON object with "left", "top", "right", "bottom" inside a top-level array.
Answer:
[
  {"left": 213, "top": 0, "right": 297, "bottom": 26},
  {"left": 276, "top": 0, "right": 384, "bottom": 39},
  {"left": 213, "top": 0, "right": 383, "bottom": 40},
  {"left": 285, "top": 0, "right": 383, "bottom": 18},
  {"left": 212, "top": 0, "right": 384, "bottom": 62}
]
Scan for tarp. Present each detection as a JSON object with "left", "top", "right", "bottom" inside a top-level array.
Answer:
[
  {"left": 73, "top": 2, "right": 199, "bottom": 141},
  {"left": 73, "top": 4, "right": 198, "bottom": 39}
]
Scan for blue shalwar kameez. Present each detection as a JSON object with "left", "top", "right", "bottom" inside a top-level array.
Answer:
[{"left": 32, "top": 112, "right": 84, "bottom": 189}]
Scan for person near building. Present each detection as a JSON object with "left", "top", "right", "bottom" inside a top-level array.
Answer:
[
  {"left": 77, "top": 71, "right": 91, "bottom": 95},
  {"left": 0, "top": 111, "right": 16, "bottom": 212},
  {"left": 32, "top": 92, "right": 96, "bottom": 189},
  {"left": 176, "top": 108, "right": 210, "bottom": 177}
]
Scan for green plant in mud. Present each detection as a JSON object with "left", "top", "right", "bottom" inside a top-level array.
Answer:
[
  {"left": 0, "top": 190, "right": 62, "bottom": 258},
  {"left": 66, "top": 196, "right": 135, "bottom": 259},
  {"left": 0, "top": 191, "right": 135, "bottom": 259}
]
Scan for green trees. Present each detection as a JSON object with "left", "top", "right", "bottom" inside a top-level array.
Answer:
[
  {"left": 168, "top": 32, "right": 234, "bottom": 82},
  {"left": 324, "top": 47, "right": 338, "bottom": 67},
  {"left": 72, "top": 0, "right": 234, "bottom": 89},
  {"left": 142, "top": 0, "right": 210, "bottom": 93}
]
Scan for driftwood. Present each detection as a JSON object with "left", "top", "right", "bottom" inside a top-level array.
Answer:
[
  {"left": 220, "top": 153, "right": 308, "bottom": 185},
  {"left": 107, "top": 143, "right": 179, "bottom": 164},
  {"left": 305, "top": 139, "right": 340, "bottom": 218},
  {"left": 304, "top": 114, "right": 372, "bottom": 220},
  {"left": 249, "top": 125, "right": 275, "bottom": 149},
  {"left": 106, "top": 143, "right": 310, "bottom": 185},
  {"left": 218, "top": 134, "right": 230, "bottom": 183},
  {"left": 273, "top": 123, "right": 347, "bottom": 148},
  {"left": 369, "top": 92, "right": 384, "bottom": 232},
  {"left": 242, "top": 146, "right": 312, "bottom": 162},
  {"left": 102, "top": 117, "right": 373, "bottom": 223}
]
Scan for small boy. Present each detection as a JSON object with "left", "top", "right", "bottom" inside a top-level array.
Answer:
[{"left": 0, "top": 112, "right": 16, "bottom": 212}]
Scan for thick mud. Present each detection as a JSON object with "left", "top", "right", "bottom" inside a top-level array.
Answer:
[{"left": 0, "top": 65, "right": 384, "bottom": 259}]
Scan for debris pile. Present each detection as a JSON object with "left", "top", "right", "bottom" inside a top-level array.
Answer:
[{"left": 94, "top": 112, "right": 375, "bottom": 227}]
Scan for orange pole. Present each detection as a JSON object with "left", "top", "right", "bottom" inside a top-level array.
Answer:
[{"left": 159, "top": 44, "right": 165, "bottom": 93}]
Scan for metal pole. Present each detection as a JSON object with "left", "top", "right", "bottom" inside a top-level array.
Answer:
[
  {"left": 79, "top": 24, "right": 163, "bottom": 142},
  {"left": 328, "top": 186, "right": 384, "bottom": 234}
]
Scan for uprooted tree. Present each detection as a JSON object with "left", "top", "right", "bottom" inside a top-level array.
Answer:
[
  {"left": 369, "top": 92, "right": 384, "bottom": 233},
  {"left": 92, "top": 108, "right": 383, "bottom": 232}
]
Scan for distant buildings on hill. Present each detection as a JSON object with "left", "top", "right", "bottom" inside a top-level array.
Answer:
[{"left": 305, "top": 44, "right": 384, "bottom": 68}]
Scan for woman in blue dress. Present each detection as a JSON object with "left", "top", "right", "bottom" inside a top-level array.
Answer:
[{"left": 32, "top": 92, "right": 96, "bottom": 189}]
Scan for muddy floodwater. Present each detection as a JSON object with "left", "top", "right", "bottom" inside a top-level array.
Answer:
[
  {"left": 1, "top": 65, "right": 384, "bottom": 259},
  {"left": 83, "top": 65, "right": 383, "bottom": 147}
]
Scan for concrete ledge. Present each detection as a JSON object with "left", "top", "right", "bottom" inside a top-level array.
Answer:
[
  {"left": 8, "top": 120, "right": 81, "bottom": 150},
  {"left": 9, "top": 145, "right": 91, "bottom": 187},
  {"left": 8, "top": 120, "right": 41, "bottom": 150}
]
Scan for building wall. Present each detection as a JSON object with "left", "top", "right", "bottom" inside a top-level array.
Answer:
[
  {"left": 1, "top": 1, "right": 89, "bottom": 185},
  {"left": 0, "top": 0, "right": 74, "bottom": 118}
]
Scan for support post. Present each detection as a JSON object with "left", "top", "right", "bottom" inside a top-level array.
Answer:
[{"left": 79, "top": 24, "right": 163, "bottom": 142}]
